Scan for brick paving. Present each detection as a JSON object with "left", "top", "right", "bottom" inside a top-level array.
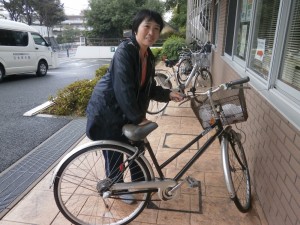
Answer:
[{"left": 0, "top": 63, "right": 268, "bottom": 225}]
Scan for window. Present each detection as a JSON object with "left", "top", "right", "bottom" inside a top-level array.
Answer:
[
  {"left": 212, "top": 0, "right": 220, "bottom": 47},
  {"left": 234, "top": 0, "right": 253, "bottom": 61},
  {"left": 0, "top": 29, "right": 28, "bottom": 46},
  {"left": 187, "top": 0, "right": 212, "bottom": 43},
  {"left": 31, "top": 33, "right": 47, "bottom": 46},
  {"left": 187, "top": 0, "right": 300, "bottom": 128},
  {"left": 225, "top": 0, "right": 237, "bottom": 56},
  {"left": 279, "top": 0, "right": 300, "bottom": 91},
  {"left": 249, "top": 0, "right": 280, "bottom": 79}
]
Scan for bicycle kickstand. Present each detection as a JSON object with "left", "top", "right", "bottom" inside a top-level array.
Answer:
[
  {"left": 167, "top": 176, "right": 200, "bottom": 196},
  {"left": 186, "top": 176, "right": 200, "bottom": 188}
]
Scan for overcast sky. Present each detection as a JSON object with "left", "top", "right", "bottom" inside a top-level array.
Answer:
[
  {"left": 61, "top": 0, "right": 89, "bottom": 15},
  {"left": 60, "top": 0, "right": 171, "bottom": 21}
]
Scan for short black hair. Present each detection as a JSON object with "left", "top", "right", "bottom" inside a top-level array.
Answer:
[{"left": 132, "top": 9, "right": 164, "bottom": 34}]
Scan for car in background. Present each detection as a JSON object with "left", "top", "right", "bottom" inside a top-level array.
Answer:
[{"left": 0, "top": 19, "right": 54, "bottom": 82}]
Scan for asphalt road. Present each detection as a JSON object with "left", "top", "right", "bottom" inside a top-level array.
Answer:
[{"left": 0, "top": 57, "right": 110, "bottom": 173}]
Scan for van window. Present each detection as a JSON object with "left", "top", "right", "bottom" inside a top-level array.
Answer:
[
  {"left": 31, "top": 32, "right": 48, "bottom": 46},
  {"left": 0, "top": 29, "right": 28, "bottom": 46}
]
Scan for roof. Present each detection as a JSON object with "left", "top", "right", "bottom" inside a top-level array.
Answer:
[{"left": 0, "top": 19, "right": 38, "bottom": 32}]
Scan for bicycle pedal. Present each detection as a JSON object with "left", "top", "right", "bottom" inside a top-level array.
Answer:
[{"left": 186, "top": 176, "right": 199, "bottom": 188}]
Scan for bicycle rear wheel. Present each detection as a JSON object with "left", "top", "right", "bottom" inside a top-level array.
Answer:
[
  {"left": 225, "top": 129, "right": 251, "bottom": 212},
  {"left": 193, "top": 68, "right": 212, "bottom": 92},
  {"left": 53, "top": 144, "right": 152, "bottom": 225},
  {"left": 177, "top": 58, "right": 193, "bottom": 84},
  {"left": 147, "top": 72, "right": 172, "bottom": 114}
]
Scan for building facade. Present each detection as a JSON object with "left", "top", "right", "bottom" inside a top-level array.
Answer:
[{"left": 187, "top": 0, "right": 300, "bottom": 224}]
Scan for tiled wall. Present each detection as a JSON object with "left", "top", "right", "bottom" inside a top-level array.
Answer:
[
  {"left": 244, "top": 87, "right": 300, "bottom": 225},
  {"left": 210, "top": 1, "right": 300, "bottom": 225}
]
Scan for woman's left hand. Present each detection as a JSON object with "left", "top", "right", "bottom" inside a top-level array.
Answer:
[{"left": 169, "top": 91, "right": 184, "bottom": 102}]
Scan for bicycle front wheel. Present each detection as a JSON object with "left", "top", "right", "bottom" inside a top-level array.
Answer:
[
  {"left": 147, "top": 72, "right": 172, "bottom": 114},
  {"left": 193, "top": 68, "right": 212, "bottom": 92},
  {"left": 225, "top": 129, "right": 251, "bottom": 212},
  {"left": 53, "top": 144, "right": 152, "bottom": 225}
]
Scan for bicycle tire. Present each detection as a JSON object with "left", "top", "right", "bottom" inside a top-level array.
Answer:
[
  {"left": 147, "top": 72, "right": 172, "bottom": 114},
  {"left": 193, "top": 68, "right": 213, "bottom": 92},
  {"left": 226, "top": 129, "right": 251, "bottom": 212},
  {"left": 53, "top": 144, "right": 152, "bottom": 225},
  {"left": 177, "top": 58, "right": 193, "bottom": 85}
]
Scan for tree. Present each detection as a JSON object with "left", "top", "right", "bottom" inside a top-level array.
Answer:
[
  {"left": 1, "top": 0, "right": 65, "bottom": 28},
  {"left": 163, "top": 0, "right": 187, "bottom": 37},
  {"left": 34, "top": 0, "right": 66, "bottom": 38},
  {"left": 165, "top": 0, "right": 187, "bottom": 30},
  {"left": 85, "top": 0, "right": 164, "bottom": 38},
  {"left": 0, "top": 0, "right": 23, "bottom": 21},
  {"left": 34, "top": 0, "right": 65, "bottom": 26},
  {"left": 56, "top": 25, "right": 81, "bottom": 44}
]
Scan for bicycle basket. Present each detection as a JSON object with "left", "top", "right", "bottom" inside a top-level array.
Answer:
[
  {"left": 191, "top": 86, "right": 248, "bottom": 129},
  {"left": 192, "top": 52, "right": 210, "bottom": 68}
]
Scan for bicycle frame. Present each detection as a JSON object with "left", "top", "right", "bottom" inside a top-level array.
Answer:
[
  {"left": 106, "top": 119, "right": 226, "bottom": 201},
  {"left": 145, "top": 118, "right": 224, "bottom": 182}
]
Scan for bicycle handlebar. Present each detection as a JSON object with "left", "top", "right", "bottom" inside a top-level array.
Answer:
[
  {"left": 227, "top": 76, "right": 250, "bottom": 88},
  {"left": 184, "top": 76, "right": 250, "bottom": 98}
]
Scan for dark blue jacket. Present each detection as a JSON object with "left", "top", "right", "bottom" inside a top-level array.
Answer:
[{"left": 86, "top": 36, "right": 171, "bottom": 141}]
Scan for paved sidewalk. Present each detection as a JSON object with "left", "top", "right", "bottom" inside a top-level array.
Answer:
[
  {"left": 0, "top": 62, "right": 268, "bottom": 225},
  {"left": 0, "top": 99, "right": 267, "bottom": 225}
]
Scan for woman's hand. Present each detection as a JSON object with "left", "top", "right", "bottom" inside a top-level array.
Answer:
[{"left": 169, "top": 91, "right": 184, "bottom": 102}]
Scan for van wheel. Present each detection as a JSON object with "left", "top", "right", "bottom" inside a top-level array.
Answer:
[
  {"left": 0, "top": 66, "right": 4, "bottom": 82},
  {"left": 36, "top": 60, "right": 48, "bottom": 77}
]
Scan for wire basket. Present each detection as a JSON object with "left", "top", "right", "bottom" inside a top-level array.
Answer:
[
  {"left": 191, "top": 86, "right": 248, "bottom": 129},
  {"left": 192, "top": 52, "right": 210, "bottom": 68}
]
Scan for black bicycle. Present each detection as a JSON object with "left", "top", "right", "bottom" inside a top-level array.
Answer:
[{"left": 52, "top": 77, "right": 252, "bottom": 225}]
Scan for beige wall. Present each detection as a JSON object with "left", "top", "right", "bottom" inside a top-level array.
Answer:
[{"left": 209, "top": 1, "right": 300, "bottom": 225}]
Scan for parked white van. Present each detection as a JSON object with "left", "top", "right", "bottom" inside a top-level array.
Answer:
[{"left": 0, "top": 19, "right": 54, "bottom": 82}]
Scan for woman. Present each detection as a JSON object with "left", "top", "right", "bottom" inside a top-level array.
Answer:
[{"left": 86, "top": 9, "right": 183, "bottom": 203}]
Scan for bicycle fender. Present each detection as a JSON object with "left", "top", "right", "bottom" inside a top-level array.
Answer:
[
  {"left": 221, "top": 127, "right": 235, "bottom": 198},
  {"left": 49, "top": 140, "right": 154, "bottom": 188}
]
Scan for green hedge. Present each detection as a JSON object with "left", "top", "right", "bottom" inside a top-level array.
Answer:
[{"left": 45, "top": 64, "right": 109, "bottom": 116}]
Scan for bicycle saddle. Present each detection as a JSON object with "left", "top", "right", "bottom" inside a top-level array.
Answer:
[{"left": 122, "top": 122, "right": 158, "bottom": 141}]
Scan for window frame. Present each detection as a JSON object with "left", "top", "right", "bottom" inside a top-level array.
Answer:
[
  {"left": 223, "top": 0, "right": 300, "bottom": 129},
  {"left": 273, "top": 0, "right": 300, "bottom": 102},
  {"left": 212, "top": 0, "right": 220, "bottom": 49},
  {"left": 31, "top": 32, "right": 49, "bottom": 46}
]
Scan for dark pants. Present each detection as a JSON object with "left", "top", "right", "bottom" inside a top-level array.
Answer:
[
  {"left": 103, "top": 147, "right": 145, "bottom": 183},
  {"left": 86, "top": 117, "right": 145, "bottom": 182}
]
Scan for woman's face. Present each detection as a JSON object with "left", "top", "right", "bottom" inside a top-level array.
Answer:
[{"left": 135, "top": 19, "right": 161, "bottom": 50}]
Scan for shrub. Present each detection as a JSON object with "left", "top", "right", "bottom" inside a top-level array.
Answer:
[
  {"left": 160, "top": 35, "right": 186, "bottom": 60},
  {"left": 45, "top": 64, "right": 108, "bottom": 116},
  {"left": 151, "top": 47, "right": 162, "bottom": 62},
  {"left": 95, "top": 64, "right": 109, "bottom": 78}
]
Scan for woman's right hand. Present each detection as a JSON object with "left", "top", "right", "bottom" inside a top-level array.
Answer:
[{"left": 169, "top": 91, "right": 185, "bottom": 102}]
